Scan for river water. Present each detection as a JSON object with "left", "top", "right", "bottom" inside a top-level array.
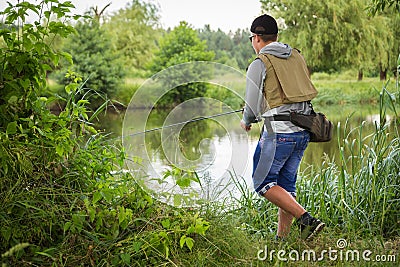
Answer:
[{"left": 99, "top": 103, "right": 392, "bottom": 205}]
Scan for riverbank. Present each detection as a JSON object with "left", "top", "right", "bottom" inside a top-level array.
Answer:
[
  {"left": 5, "top": 74, "right": 397, "bottom": 266},
  {"left": 312, "top": 74, "right": 390, "bottom": 105},
  {"left": 47, "top": 72, "right": 394, "bottom": 110}
]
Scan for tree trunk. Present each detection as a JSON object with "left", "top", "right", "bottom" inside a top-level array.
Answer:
[
  {"left": 379, "top": 64, "right": 387, "bottom": 81},
  {"left": 307, "top": 66, "right": 313, "bottom": 76},
  {"left": 358, "top": 70, "right": 363, "bottom": 81},
  {"left": 380, "top": 69, "right": 387, "bottom": 81}
]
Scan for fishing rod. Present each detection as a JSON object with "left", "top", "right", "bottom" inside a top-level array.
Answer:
[{"left": 126, "top": 108, "right": 244, "bottom": 137}]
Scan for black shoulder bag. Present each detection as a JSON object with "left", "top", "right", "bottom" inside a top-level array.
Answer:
[{"left": 273, "top": 106, "right": 333, "bottom": 142}]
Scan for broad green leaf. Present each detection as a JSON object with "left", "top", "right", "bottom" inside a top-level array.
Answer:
[
  {"left": 179, "top": 235, "right": 186, "bottom": 248},
  {"left": 118, "top": 206, "right": 125, "bottom": 224},
  {"left": 93, "top": 191, "right": 102, "bottom": 204},
  {"left": 176, "top": 177, "right": 190, "bottom": 188},
  {"left": 55, "top": 145, "right": 64, "bottom": 156},
  {"left": 132, "top": 241, "right": 142, "bottom": 252},
  {"left": 185, "top": 237, "right": 194, "bottom": 251},
  {"left": 101, "top": 189, "right": 113, "bottom": 203},
  {"left": 6, "top": 121, "right": 17, "bottom": 135},
  {"left": 120, "top": 253, "right": 130, "bottom": 264},
  {"left": 161, "top": 219, "right": 170, "bottom": 229},
  {"left": 63, "top": 222, "right": 72, "bottom": 233},
  {"left": 173, "top": 194, "right": 182, "bottom": 206},
  {"left": 7, "top": 95, "right": 18, "bottom": 104}
]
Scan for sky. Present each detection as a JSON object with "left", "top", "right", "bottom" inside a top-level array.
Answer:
[{"left": 0, "top": 0, "right": 263, "bottom": 33}]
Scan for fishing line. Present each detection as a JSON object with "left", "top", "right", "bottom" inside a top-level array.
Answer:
[{"left": 124, "top": 108, "right": 244, "bottom": 138}]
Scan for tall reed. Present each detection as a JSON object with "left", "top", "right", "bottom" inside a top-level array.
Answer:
[
  {"left": 230, "top": 81, "right": 399, "bottom": 238},
  {"left": 296, "top": 83, "right": 399, "bottom": 236}
]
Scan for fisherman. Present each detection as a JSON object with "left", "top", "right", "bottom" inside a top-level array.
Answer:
[{"left": 240, "top": 14, "right": 325, "bottom": 240}]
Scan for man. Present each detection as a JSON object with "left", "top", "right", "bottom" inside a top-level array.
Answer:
[{"left": 240, "top": 14, "right": 325, "bottom": 240}]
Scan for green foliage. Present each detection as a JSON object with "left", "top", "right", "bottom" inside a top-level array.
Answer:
[
  {"left": 103, "top": 0, "right": 160, "bottom": 76},
  {"left": 151, "top": 21, "right": 214, "bottom": 72},
  {"left": 112, "top": 82, "right": 141, "bottom": 106},
  {"left": 205, "top": 83, "right": 244, "bottom": 109},
  {"left": 368, "top": 0, "right": 400, "bottom": 15},
  {"left": 0, "top": 2, "right": 213, "bottom": 266},
  {"left": 198, "top": 26, "right": 237, "bottom": 69},
  {"left": 297, "top": 88, "right": 399, "bottom": 237},
  {"left": 262, "top": 0, "right": 398, "bottom": 76},
  {"left": 150, "top": 21, "right": 215, "bottom": 107},
  {"left": 0, "top": 0, "right": 76, "bottom": 130},
  {"left": 0, "top": 76, "right": 107, "bottom": 262},
  {"left": 231, "top": 29, "right": 258, "bottom": 69},
  {"left": 234, "top": 82, "right": 400, "bottom": 238},
  {"left": 198, "top": 26, "right": 255, "bottom": 70},
  {"left": 1, "top": 1, "right": 399, "bottom": 266},
  {"left": 55, "top": 16, "right": 125, "bottom": 104}
]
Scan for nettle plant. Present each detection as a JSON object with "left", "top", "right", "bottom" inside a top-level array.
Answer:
[
  {"left": 0, "top": 0, "right": 103, "bottom": 258},
  {"left": 0, "top": 1, "right": 78, "bottom": 129},
  {"left": 0, "top": 2, "right": 211, "bottom": 265}
]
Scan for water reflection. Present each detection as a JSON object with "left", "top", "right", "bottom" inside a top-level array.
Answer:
[
  {"left": 100, "top": 104, "right": 395, "bottom": 204},
  {"left": 121, "top": 105, "right": 260, "bottom": 204}
]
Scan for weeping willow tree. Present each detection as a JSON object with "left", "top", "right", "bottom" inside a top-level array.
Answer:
[
  {"left": 368, "top": 0, "right": 400, "bottom": 79},
  {"left": 261, "top": 0, "right": 397, "bottom": 79},
  {"left": 368, "top": 0, "right": 400, "bottom": 15}
]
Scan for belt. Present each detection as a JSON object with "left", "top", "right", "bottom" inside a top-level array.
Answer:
[
  {"left": 263, "top": 114, "right": 292, "bottom": 133},
  {"left": 272, "top": 114, "right": 291, "bottom": 121}
]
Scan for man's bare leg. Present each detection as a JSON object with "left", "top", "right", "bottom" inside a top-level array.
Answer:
[
  {"left": 277, "top": 208, "right": 294, "bottom": 237},
  {"left": 263, "top": 185, "right": 305, "bottom": 219},
  {"left": 264, "top": 185, "right": 325, "bottom": 240}
]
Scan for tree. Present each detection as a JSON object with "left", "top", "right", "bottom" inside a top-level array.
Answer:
[
  {"left": 57, "top": 15, "right": 125, "bottom": 102},
  {"left": 368, "top": 0, "right": 400, "bottom": 79},
  {"left": 103, "top": 0, "right": 160, "bottom": 76},
  {"left": 368, "top": 0, "right": 400, "bottom": 15},
  {"left": 261, "top": 0, "right": 351, "bottom": 72},
  {"left": 197, "top": 26, "right": 255, "bottom": 70},
  {"left": 150, "top": 21, "right": 214, "bottom": 106},
  {"left": 337, "top": 0, "right": 393, "bottom": 80},
  {"left": 232, "top": 29, "right": 256, "bottom": 70},
  {"left": 261, "top": 0, "right": 396, "bottom": 79},
  {"left": 198, "top": 25, "right": 238, "bottom": 68}
]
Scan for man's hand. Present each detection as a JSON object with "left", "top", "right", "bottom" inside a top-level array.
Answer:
[{"left": 240, "top": 120, "right": 252, "bottom": 132}]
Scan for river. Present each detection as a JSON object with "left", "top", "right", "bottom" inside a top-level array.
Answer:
[{"left": 98, "top": 102, "right": 392, "bottom": 205}]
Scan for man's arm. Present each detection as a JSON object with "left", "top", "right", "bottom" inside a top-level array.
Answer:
[{"left": 241, "top": 59, "right": 265, "bottom": 131}]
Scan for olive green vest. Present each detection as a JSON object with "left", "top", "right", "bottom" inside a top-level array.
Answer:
[{"left": 257, "top": 49, "right": 318, "bottom": 109}]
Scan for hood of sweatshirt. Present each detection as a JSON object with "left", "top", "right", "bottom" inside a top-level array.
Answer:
[{"left": 259, "top": 42, "right": 292, "bottom": 59}]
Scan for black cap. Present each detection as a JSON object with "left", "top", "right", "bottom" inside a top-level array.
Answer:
[{"left": 250, "top": 14, "right": 278, "bottom": 34}]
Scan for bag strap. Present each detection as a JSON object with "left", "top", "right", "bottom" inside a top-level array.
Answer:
[
  {"left": 272, "top": 114, "right": 291, "bottom": 121},
  {"left": 270, "top": 101, "right": 315, "bottom": 121}
]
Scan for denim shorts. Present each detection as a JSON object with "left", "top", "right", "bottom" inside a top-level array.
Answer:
[{"left": 252, "top": 130, "right": 310, "bottom": 197}]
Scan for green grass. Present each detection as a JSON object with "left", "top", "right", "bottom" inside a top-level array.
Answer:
[
  {"left": 311, "top": 71, "right": 392, "bottom": 105},
  {"left": 176, "top": 218, "right": 399, "bottom": 266},
  {"left": 175, "top": 80, "right": 400, "bottom": 266},
  {"left": 3, "top": 73, "right": 399, "bottom": 266}
]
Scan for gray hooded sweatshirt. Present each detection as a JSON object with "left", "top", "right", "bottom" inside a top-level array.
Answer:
[{"left": 241, "top": 42, "right": 312, "bottom": 133}]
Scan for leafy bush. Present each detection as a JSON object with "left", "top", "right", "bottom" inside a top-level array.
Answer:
[
  {"left": 149, "top": 22, "right": 215, "bottom": 107},
  {"left": 0, "top": 0, "right": 76, "bottom": 130},
  {"left": 0, "top": 2, "right": 211, "bottom": 266}
]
